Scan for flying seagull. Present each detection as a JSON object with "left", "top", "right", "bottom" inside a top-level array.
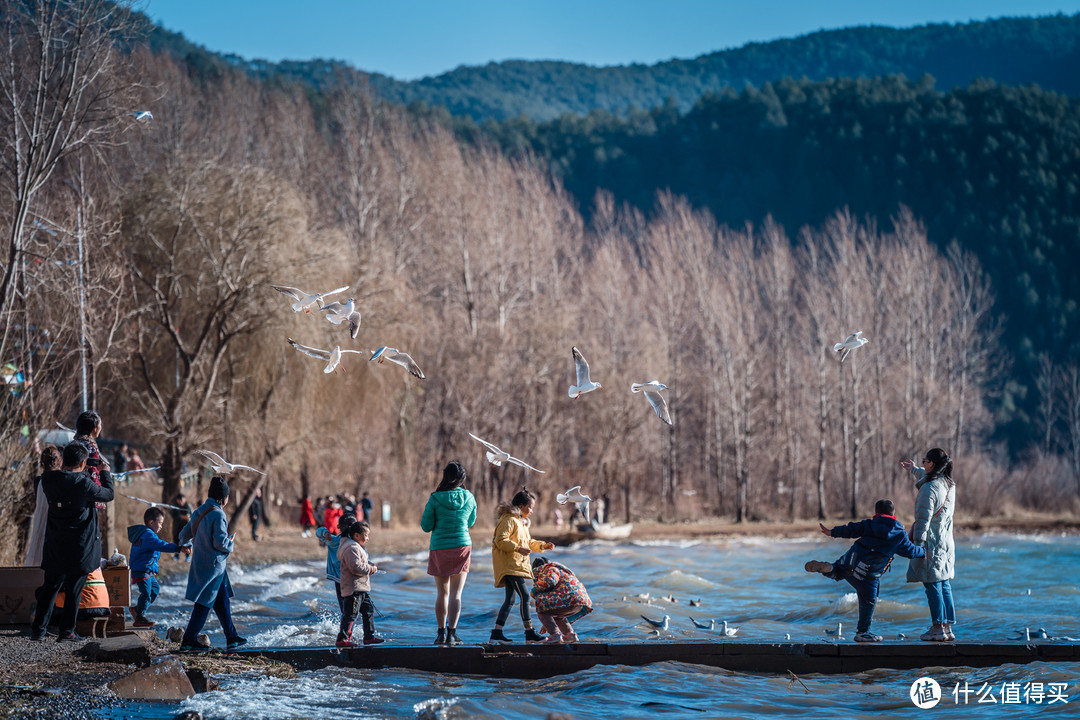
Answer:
[
  {"left": 113, "top": 466, "right": 161, "bottom": 482},
  {"left": 568, "top": 346, "right": 602, "bottom": 399},
  {"left": 833, "top": 331, "right": 869, "bottom": 363},
  {"left": 288, "top": 338, "right": 366, "bottom": 373},
  {"left": 56, "top": 421, "right": 76, "bottom": 434},
  {"left": 320, "top": 297, "right": 361, "bottom": 339},
  {"left": 467, "top": 433, "right": 545, "bottom": 473},
  {"left": 122, "top": 493, "right": 183, "bottom": 511},
  {"left": 272, "top": 284, "right": 349, "bottom": 313},
  {"left": 640, "top": 614, "right": 670, "bottom": 631},
  {"left": 129, "top": 110, "right": 153, "bottom": 121},
  {"left": 194, "top": 449, "right": 265, "bottom": 475},
  {"left": 370, "top": 346, "right": 425, "bottom": 379},
  {"left": 631, "top": 381, "right": 672, "bottom": 425},
  {"left": 556, "top": 485, "right": 591, "bottom": 521}
]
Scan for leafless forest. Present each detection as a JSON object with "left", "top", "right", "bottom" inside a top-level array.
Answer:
[{"left": 2, "top": 2, "right": 1078, "bottom": 565}]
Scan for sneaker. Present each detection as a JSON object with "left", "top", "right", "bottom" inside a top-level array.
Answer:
[
  {"left": 854, "top": 631, "right": 882, "bottom": 643},
  {"left": 226, "top": 636, "right": 248, "bottom": 649},
  {"left": 804, "top": 560, "right": 833, "bottom": 574},
  {"left": 29, "top": 629, "right": 46, "bottom": 642},
  {"left": 944, "top": 626, "right": 956, "bottom": 642},
  {"left": 56, "top": 632, "right": 85, "bottom": 643},
  {"left": 363, "top": 636, "right": 385, "bottom": 646},
  {"left": 544, "top": 633, "right": 564, "bottom": 643},
  {"left": 133, "top": 616, "right": 157, "bottom": 628},
  {"left": 434, "top": 628, "right": 447, "bottom": 645},
  {"left": 446, "top": 629, "right": 462, "bottom": 646},
  {"left": 177, "top": 644, "right": 201, "bottom": 653},
  {"left": 335, "top": 638, "right": 355, "bottom": 649},
  {"left": 563, "top": 632, "right": 579, "bottom": 643},
  {"left": 920, "top": 625, "right": 948, "bottom": 642},
  {"left": 523, "top": 628, "right": 544, "bottom": 643},
  {"left": 488, "top": 629, "right": 512, "bottom": 644}
]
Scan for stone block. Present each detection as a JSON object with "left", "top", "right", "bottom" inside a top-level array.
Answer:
[
  {"left": 107, "top": 657, "right": 195, "bottom": 701},
  {"left": 79, "top": 633, "right": 153, "bottom": 666}
]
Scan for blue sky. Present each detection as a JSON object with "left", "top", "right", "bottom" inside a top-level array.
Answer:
[{"left": 147, "top": 0, "right": 1080, "bottom": 80}]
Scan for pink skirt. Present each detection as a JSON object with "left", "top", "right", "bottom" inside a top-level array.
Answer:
[{"left": 427, "top": 546, "right": 472, "bottom": 577}]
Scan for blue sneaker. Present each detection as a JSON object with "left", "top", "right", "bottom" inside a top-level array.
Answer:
[{"left": 226, "top": 636, "right": 248, "bottom": 650}]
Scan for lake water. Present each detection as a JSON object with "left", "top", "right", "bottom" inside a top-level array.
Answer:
[{"left": 98, "top": 534, "right": 1080, "bottom": 719}]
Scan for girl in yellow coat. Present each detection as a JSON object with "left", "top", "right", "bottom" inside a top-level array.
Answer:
[{"left": 489, "top": 489, "right": 554, "bottom": 644}]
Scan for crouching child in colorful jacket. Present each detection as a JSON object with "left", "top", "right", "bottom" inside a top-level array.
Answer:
[
  {"left": 805, "top": 499, "right": 925, "bottom": 643},
  {"left": 530, "top": 556, "right": 592, "bottom": 643}
]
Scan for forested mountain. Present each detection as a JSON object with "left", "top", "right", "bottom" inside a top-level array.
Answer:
[
  {"left": 467, "top": 75, "right": 1080, "bottom": 443},
  {"left": 143, "top": 13, "right": 1080, "bottom": 121}
]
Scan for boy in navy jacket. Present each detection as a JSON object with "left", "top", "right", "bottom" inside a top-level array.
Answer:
[
  {"left": 805, "top": 499, "right": 925, "bottom": 642},
  {"left": 128, "top": 506, "right": 188, "bottom": 626}
]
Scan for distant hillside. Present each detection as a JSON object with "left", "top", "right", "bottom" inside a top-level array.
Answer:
[{"left": 145, "top": 13, "right": 1078, "bottom": 121}]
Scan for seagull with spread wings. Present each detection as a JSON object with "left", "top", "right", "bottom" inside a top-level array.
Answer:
[
  {"left": 568, "top": 346, "right": 602, "bottom": 399},
  {"left": 370, "top": 346, "right": 425, "bottom": 379},
  {"left": 833, "top": 330, "right": 869, "bottom": 363},
  {"left": 467, "top": 433, "right": 545, "bottom": 473},
  {"left": 319, "top": 297, "right": 361, "bottom": 339},
  {"left": 631, "top": 381, "right": 673, "bottom": 425},
  {"left": 272, "top": 284, "right": 349, "bottom": 313},
  {"left": 122, "top": 493, "right": 183, "bottom": 511},
  {"left": 194, "top": 449, "right": 265, "bottom": 475},
  {"left": 113, "top": 466, "right": 161, "bottom": 482},
  {"left": 288, "top": 338, "right": 366, "bottom": 373}
]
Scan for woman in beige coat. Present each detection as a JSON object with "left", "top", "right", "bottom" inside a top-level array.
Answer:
[{"left": 901, "top": 447, "right": 956, "bottom": 642}]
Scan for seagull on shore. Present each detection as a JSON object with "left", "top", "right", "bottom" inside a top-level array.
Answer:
[
  {"left": 194, "top": 449, "right": 265, "bottom": 475},
  {"left": 689, "top": 617, "right": 716, "bottom": 630},
  {"left": 467, "top": 433, "right": 545, "bottom": 473},
  {"left": 640, "top": 614, "right": 670, "bottom": 631},
  {"left": 122, "top": 493, "right": 183, "bottom": 511},
  {"left": 719, "top": 621, "right": 739, "bottom": 637},
  {"left": 370, "top": 346, "right": 425, "bottom": 379},
  {"left": 568, "top": 347, "right": 602, "bottom": 399},
  {"left": 129, "top": 110, "right": 153, "bottom": 121},
  {"left": 556, "top": 486, "right": 591, "bottom": 520},
  {"left": 272, "top": 284, "right": 349, "bottom": 313},
  {"left": 288, "top": 338, "right": 366, "bottom": 373},
  {"left": 631, "top": 381, "right": 672, "bottom": 425},
  {"left": 833, "top": 331, "right": 869, "bottom": 363},
  {"left": 825, "top": 623, "right": 843, "bottom": 637},
  {"left": 319, "top": 297, "right": 361, "bottom": 339}
]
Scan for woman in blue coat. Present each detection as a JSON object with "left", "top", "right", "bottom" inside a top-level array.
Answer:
[{"left": 178, "top": 476, "right": 246, "bottom": 651}]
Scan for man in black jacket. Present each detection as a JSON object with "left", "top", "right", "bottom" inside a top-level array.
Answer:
[{"left": 29, "top": 442, "right": 115, "bottom": 642}]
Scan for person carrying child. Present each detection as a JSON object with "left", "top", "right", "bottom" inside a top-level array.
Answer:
[
  {"left": 128, "top": 506, "right": 190, "bottom": 627},
  {"left": 336, "top": 519, "right": 383, "bottom": 648},
  {"left": 488, "top": 488, "right": 554, "bottom": 644},
  {"left": 805, "top": 498, "right": 925, "bottom": 642},
  {"left": 530, "top": 556, "right": 592, "bottom": 643},
  {"left": 317, "top": 514, "right": 355, "bottom": 613}
]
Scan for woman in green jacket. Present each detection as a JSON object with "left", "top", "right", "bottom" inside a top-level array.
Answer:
[{"left": 420, "top": 461, "right": 477, "bottom": 646}]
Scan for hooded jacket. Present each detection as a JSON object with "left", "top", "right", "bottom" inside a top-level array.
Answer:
[
  {"left": 39, "top": 468, "right": 114, "bottom": 575},
  {"left": 179, "top": 498, "right": 234, "bottom": 606},
  {"left": 906, "top": 467, "right": 956, "bottom": 583},
  {"left": 491, "top": 505, "right": 548, "bottom": 587},
  {"left": 829, "top": 514, "right": 925, "bottom": 580},
  {"left": 531, "top": 560, "right": 593, "bottom": 616},
  {"left": 337, "top": 536, "right": 374, "bottom": 595},
  {"left": 420, "top": 488, "right": 477, "bottom": 551},
  {"left": 127, "top": 524, "right": 180, "bottom": 576}
]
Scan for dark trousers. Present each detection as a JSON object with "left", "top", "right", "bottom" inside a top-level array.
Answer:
[
  {"left": 251, "top": 515, "right": 261, "bottom": 540},
  {"left": 495, "top": 575, "right": 532, "bottom": 627},
  {"left": 182, "top": 582, "right": 239, "bottom": 646},
  {"left": 338, "top": 591, "right": 374, "bottom": 641},
  {"left": 31, "top": 571, "right": 87, "bottom": 637},
  {"left": 825, "top": 562, "right": 879, "bottom": 633},
  {"left": 334, "top": 581, "right": 345, "bottom": 613}
]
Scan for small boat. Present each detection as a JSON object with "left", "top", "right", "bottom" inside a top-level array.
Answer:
[{"left": 575, "top": 522, "right": 633, "bottom": 540}]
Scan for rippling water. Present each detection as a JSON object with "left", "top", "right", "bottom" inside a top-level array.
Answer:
[{"left": 99, "top": 534, "right": 1080, "bottom": 719}]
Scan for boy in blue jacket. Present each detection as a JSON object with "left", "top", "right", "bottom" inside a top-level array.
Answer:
[
  {"left": 128, "top": 506, "right": 188, "bottom": 627},
  {"left": 805, "top": 499, "right": 925, "bottom": 642}
]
